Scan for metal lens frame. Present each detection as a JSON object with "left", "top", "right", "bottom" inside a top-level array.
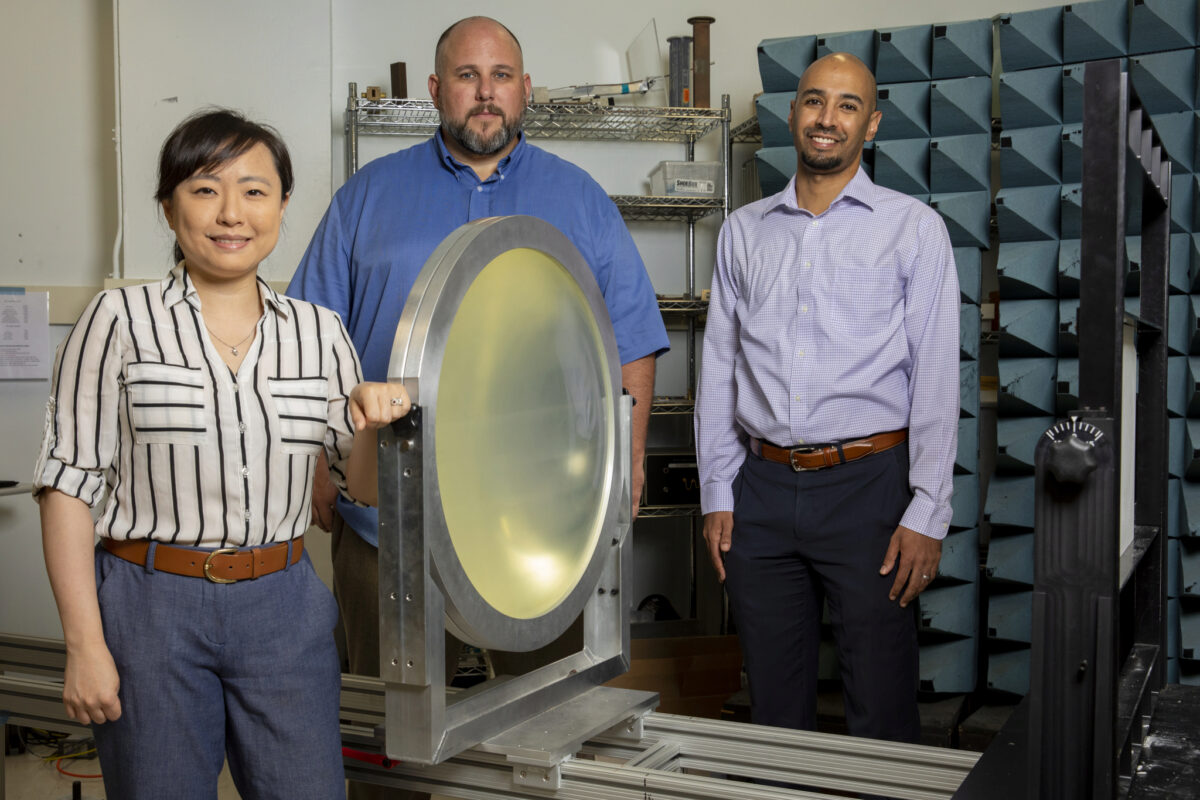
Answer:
[{"left": 377, "top": 216, "right": 635, "bottom": 764}]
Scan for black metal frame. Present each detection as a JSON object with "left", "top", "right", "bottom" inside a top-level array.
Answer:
[{"left": 957, "top": 59, "right": 1171, "bottom": 800}]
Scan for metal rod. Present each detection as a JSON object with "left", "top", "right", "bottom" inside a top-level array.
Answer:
[{"left": 347, "top": 81, "right": 359, "bottom": 177}]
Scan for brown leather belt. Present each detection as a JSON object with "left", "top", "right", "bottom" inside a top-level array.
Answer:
[
  {"left": 752, "top": 429, "right": 907, "bottom": 472},
  {"left": 102, "top": 536, "right": 303, "bottom": 584}
]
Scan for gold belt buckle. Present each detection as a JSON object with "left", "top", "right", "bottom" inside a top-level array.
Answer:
[
  {"left": 204, "top": 547, "right": 240, "bottom": 583},
  {"left": 788, "top": 446, "right": 823, "bottom": 472}
]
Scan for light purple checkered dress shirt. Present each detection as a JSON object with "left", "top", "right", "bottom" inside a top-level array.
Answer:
[{"left": 695, "top": 167, "right": 960, "bottom": 539}]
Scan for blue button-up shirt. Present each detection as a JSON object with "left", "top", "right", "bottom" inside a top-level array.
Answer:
[
  {"left": 695, "top": 168, "right": 959, "bottom": 538},
  {"left": 289, "top": 131, "right": 669, "bottom": 546}
]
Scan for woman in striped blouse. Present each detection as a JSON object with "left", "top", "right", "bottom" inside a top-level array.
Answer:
[{"left": 33, "top": 109, "right": 409, "bottom": 800}]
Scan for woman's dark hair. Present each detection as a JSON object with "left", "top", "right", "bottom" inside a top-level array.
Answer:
[{"left": 156, "top": 108, "right": 294, "bottom": 263}]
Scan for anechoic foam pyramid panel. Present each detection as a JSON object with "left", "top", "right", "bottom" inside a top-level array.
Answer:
[
  {"left": 961, "top": 360, "right": 980, "bottom": 418},
  {"left": 875, "top": 81, "right": 932, "bottom": 140},
  {"left": 1170, "top": 417, "right": 1186, "bottom": 479},
  {"left": 1057, "top": 238, "right": 1082, "bottom": 297},
  {"left": 1062, "top": 63, "right": 1087, "bottom": 125},
  {"left": 1189, "top": 357, "right": 1200, "bottom": 416},
  {"left": 920, "top": 583, "right": 978, "bottom": 637},
  {"left": 1170, "top": 537, "right": 1182, "bottom": 598},
  {"left": 998, "top": 357, "right": 1057, "bottom": 416},
  {"left": 1061, "top": 183, "right": 1083, "bottom": 240},
  {"left": 1000, "top": 125, "right": 1063, "bottom": 188},
  {"left": 1130, "top": 49, "right": 1198, "bottom": 115},
  {"left": 939, "top": 527, "right": 980, "bottom": 583},
  {"left": 1183, "top": 480, "right": 1200, "bottom": 537},
  {"left": 986, "top": 533, "right": 1035, "bottom": 585},
  {"left": 930, "top": 134, "right": 989, "bottom": 193},
  {"left": 988, "top": 648, "right": 1031, "bottom": 696},
  {"left": 1063, "top": 0, "right": 1129, "bottom": 63},
  {"left": 1168, "top": 356, "right": 1187, "bottom": 418},
  {"left": 999, "top": 7, "right": 1064, "bottom": 71},
  {"left": 932, "top": 19, "right": 992, "bottom": 79},
  {"left": 1186, "top": 420, "right": 1200, "bottom": 481},
  {"left": 1182, "top": 539, "right": 1200, "bottom": 596},
  {"left": 988, "top": 590, "right": 1033, "bottom": 643},
  {"left": 1171, "top": 233, "right": 1192, "bottom": 296},
  {"left": 998, "top": 298, "right": 1058, "bottom": 358},
  {"left": 873, "top": 138, "right": 930, "bottom": 194},
  {"left": 1176, "top": 174, "right": 1197, "bottom": 235},
  {"left": 758, "top": 35, "right": 816, "bottom": 93},
  {"left": 961, "top": 304, "right": 981, "bottom": 361},
  {"left": 930, "top": 191, "right": 990, "bottom": 248},
  {"left": 955, "top": 247, "right": 982, "bottom": 304},
  {"left": 1060, "top": 123, "right": 1084, "bottom": 183},
  {"left": 816, "top": 29, "right": 876, "bottom": 69},
  {"left": 1169, "top": 479, "right": 1182, "bottom": 539},
  {"left": 985, "top": 475, "right": 1037, "bottom": 532},
  {"left": 1184, "top": 609, "right": 1200, "bottom": 660},
  {"left": 930, "top": 76, "right": 992, "bottom": 137},
  {"left": 919, "top": 638, "right": 978, "bottom": 693},
  {"left": 997, "top": 240, "right": 1059, "bottom": 299},
  {"left": 755, "top": 92, "right": 794, "bottom": 149},
  {"left": 1057, "top": 357, "right": 1079, "bottom": 415},
  {"left": 957, "top": 417, "right": 980, "bottom": 473},
  {"left": 755, "top": 146, "right": 794, "bottom": 198},
  {"left": 1000, "top": 66, "right": 1064, "bottom": 128},
  {"left": 1195, "top": 111, "right": 1200, "bottom": 173},
  {"left": 996, "top": 416, "right": 1056, "bottom": 474},
  {"left": 1173, "top": 295, "right": 1198, "bottom": 357},
  {"left": 996, "top": 184, "right": 1062, "bottom": 242},
  {"left": 1130, "top": 0, "right": 1198, "bottom": 55},
  {"left": 1190, "top": 234, "right": 1200, "bottom": 293},
  {"left": 1149, "top": 110, "right": 1195, "bottom": 173},
  {"left": 952, "top": 473, "right": 980, "bottom": 531},
  {"left": 875, "top": 25, "right": 932, "bottom": 84}
]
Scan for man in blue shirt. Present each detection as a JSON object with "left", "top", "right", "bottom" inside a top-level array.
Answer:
[{"left": 289, "top": 18, "right": 667, "bottom": 798}]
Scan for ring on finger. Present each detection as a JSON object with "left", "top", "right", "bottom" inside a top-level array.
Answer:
[{"left": 390, "top": 396, "right": 405, "bottom": 406}]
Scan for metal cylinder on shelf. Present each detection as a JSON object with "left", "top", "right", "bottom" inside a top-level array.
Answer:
[
  {"left": 667, "top": 35, "right": 692, "bottom": 107},
  {"left": 687, "top": 16, "right": 715, "bottom": 109}
]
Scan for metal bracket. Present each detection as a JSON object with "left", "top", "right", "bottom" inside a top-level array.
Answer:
[{"left": 512, "top": 762, "right": 562, "bottom": 790}]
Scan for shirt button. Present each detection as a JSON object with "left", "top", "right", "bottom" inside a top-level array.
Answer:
[
  {"left": 801, "top": 304, "right": 809, "bottom": 313},
  {"left": 797, "top": 438, "right": 805, "bottom": 444},
  {"left": 244, "top": 510, "right": 252, "bottom": 521},
  {"left": 797, "top": 350, "right": 805, "bottom": 358},
  {"left": 240, "top": 466, "right": 249, "bottom": 477},
  {"left": 476, "top": 186, "right": 483, "bottom": 192},
  {"left": 794, "top": 395, "right": 802, "bottom": 402},
  {"left": 239, "top": 422, "right": 247, "bottom": 434},
  {"left": 811, "top": 220, "right": 820, "bottom": 228},
  {"left": 802, "top": 261, "right": 811, "bottom": 268}
]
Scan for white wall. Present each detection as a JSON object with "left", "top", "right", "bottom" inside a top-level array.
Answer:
[
  {"left": 1, "top": 0, "right": 1065, "bottom": 636},
  {"left": 114, "top": 0, "right": 332, "bottom": 283}
]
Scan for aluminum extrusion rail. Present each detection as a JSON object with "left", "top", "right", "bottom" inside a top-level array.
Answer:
[{"left": 3, "top": 633, "right": 977, "bottom": 800}]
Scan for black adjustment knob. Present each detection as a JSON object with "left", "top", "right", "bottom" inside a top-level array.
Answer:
[{"left": 1046, "top": 435, "right": 1098, "bottom": 484}]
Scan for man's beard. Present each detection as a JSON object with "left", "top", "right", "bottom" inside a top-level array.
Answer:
[
  {"left": 799, "top": 127, "right": 846, "bottom": 172},
  {"left": 442, "top": 103, "right": 526, "bottom": 156}
]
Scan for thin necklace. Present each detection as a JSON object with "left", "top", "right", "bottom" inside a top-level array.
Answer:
[{"left": 205, "top": 323, "right": 255, "bottom": 356}]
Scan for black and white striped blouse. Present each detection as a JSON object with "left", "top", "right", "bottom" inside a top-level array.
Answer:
[{"left": 34, "top": 264, "right": 365, "bottom": 548}]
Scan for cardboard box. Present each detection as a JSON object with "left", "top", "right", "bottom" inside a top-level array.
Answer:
[{"left": 605, "top": 635, "right": 742, "bottom": 719}]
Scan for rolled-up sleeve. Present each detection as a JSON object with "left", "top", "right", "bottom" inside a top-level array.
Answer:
[{"left": 33, "top": 292, "right": 125, "bottom": 508}]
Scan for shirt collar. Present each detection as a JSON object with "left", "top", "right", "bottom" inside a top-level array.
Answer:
[
  {"left": 434, "top": 129, "right": 527, "bottom": 180},
  {"left": 761, "top": 164, "right": 878, "bottom": 219},
  {"left": 161, "top": 262, "right": 290, "bottom": 321}
]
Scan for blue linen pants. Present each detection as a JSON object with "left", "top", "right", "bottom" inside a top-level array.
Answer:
[
  {"left": 91, "top": 543, "right": 346, "bottom": 800},
  {"left": 723, "top": 445, "right": 921, "bottom": 743}
]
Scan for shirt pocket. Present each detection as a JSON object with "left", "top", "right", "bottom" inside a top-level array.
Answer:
[
  {"left": 126, "top": 362, "right": 208, "bottom": 446},
  {"left": 269, "top": 377, "right": 329, "bottom": 455}
]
